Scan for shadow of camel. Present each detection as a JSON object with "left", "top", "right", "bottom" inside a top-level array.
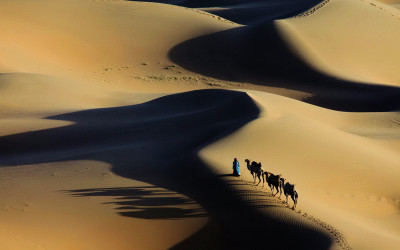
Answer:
[
  {"left": 64, "top": 186, "right": 206, "bottom": 220},
  {"left": 169, "top": 22, "right": 400, "bottom": 112},
  {"left": 0, "top": 89, "right": 332, "bottom": 249}
]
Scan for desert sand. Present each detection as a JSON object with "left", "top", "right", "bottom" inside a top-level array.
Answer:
[{"left": 0, "top": 0, "right": 399, "bottom": 249}]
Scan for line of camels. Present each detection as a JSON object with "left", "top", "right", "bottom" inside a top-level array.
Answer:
[{"left": 244, "top": 159, "right": 298, "bottom": 209}]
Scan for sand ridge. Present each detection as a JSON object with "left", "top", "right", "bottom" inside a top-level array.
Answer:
[
  {"left": 200, "top": 89, "right": 400, "bottom": 249},
  {"left": 292, "top": 0, "right": 332, "bottom": 18},
  {"left": 277, "top": 0, "right": 400, "bottom": 86},
  {"left": 219, "top": 175, "right": 352, "bottom": 250},
  {"left": 0, "top": 0, "right": 400, "bottom": 249}
]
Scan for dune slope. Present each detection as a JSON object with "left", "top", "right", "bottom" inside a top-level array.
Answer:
[
  {"left": 0, "top": 0, "right": 237, "bottom": 92},
  {"left": 277, "top": 0, "right": 400, "bottom": 86},
  {"left": 169, "top": 20, "right": 400, "bottom": 111},
  {"left": 0, "top": 89, "right": 334, "bottom": 249},
  {"left": 1, "top": 0, "right": 400, "bottom": 249},
  {"left": 200, "top": 90, "right": 400, "bottom": 249}
]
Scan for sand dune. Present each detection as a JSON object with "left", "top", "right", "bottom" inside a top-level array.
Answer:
[
  {"left": 195, "top": 0, "right": 323, "bottom": 24},
  {"left": 277, "top": 0, "right": 400, "bottom": 86},
  {"left": 0, "top": 0, "right": 400, "bottom": 249},
  {"left": 169, "top": 19, "right": 400, "bottom": 111},
  {"left": 200, "top": 90, "right": 400, "bottom": 249},
  {"left": 0, "top": 0, "right": 236, "bottom": 92}
]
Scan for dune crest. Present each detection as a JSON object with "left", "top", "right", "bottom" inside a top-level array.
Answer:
[
  {"left": 200, "top": 90, "right": 400, "bottom": 249},
  {"left": 277, "top": 0, "right": 400, "bottom": 86},
  {"left": 0, "top": 0, "right": 400, "bottom": 249},
  {"left": 0, "top": 0, "right": 237, "bottom": 91}
]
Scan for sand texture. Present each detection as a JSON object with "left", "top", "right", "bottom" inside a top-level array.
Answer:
[{"left": 0, "top": 0, "right": 399, "bottom": 249}]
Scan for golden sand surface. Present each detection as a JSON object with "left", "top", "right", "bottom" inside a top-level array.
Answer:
[{"left": 0, "top": 0, "right": 399, "bottom": 249}]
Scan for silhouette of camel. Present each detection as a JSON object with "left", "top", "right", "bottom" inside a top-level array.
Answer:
[
  {"left": 265, "top": 172, "right": 283, "bottom": 197},
  {"left": 245, "top": 159, "right": 264, "bottom": 186},
  {"left": 0, "top": 89, "right": 329, "bottom": 249},
  {"left": 282, "top": 179, "right": 299, "bottom": 209}
]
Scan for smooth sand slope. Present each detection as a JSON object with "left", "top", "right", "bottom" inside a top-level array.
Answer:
[
  {"left": 0, "top": 0, "right": 237, "bottom": 92},
  {"left": 0, "top": 0, "right": 400, "bottom": 249},
  {"left": 278, "top": 0, "right": 400, "bottom": 86},
  {"left": 169, "top": 0, "right": 400, "bottom": 111},
  {"left": 200, "top": 90, "right": 400, "bottom": 250}
]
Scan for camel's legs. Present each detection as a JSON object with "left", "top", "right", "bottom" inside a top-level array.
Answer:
[
  {"left": 274, "top": 186, "right": 279, "bottom": 196},
  {"left": 256, "top": 174, "right": 261, "bottom": 186},
  {"left": 292, "top": 195, "right": 297, "bottom": 209}
]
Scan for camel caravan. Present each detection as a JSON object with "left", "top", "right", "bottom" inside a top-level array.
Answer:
[{"left": 233, "top": 158, "right": 299, "bottom": 209}]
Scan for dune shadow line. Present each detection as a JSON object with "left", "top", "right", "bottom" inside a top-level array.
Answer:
[
  {"left": 168, "top": 22, "right": 400, "bottom": 111},
  {"left": 0, "top": 89, "right": 332, "bottom": 249},
  {"left": 0, "top": 89, "right": 258, "bottom": 165},
  {"left": 127, "top": 0, "right": 323, "bottom": 24}
]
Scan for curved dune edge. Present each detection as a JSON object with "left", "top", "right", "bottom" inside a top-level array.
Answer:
[
  {"left": 195, "top": 0, "right": 324, "bottom": 24},
  {"left": 200, "top": 90, "right": 400, "bottom": 250},
  {"left": 0, "top": 0, "right": 238, "bottom": 92},
  {"left": 0, "top": 0, "right": 399, "bottom": 249},
  {"left": 277, "top": 0, "right": 400, "bottom": 86},
  {"left": 0, "top": 89, "right": 262, "bottom": 249},
  {"left": 217, "top": 175, "right": 351, "bottom": 250}
]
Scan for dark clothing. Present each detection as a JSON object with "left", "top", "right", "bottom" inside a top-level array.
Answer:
[{"left": 233, "top": 160, "right": 241, "bottom": 176}]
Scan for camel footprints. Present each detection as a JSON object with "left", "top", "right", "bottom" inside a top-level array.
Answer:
[{"left": 235, "top": 159, "right": 351, "bottom": 250}]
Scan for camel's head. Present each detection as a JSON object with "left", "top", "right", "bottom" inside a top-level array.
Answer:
[{"left": 244, "top": 159, "right": 250, "bottom": 164}]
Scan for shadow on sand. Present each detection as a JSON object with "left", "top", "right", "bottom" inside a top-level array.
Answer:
[
  {"left": 126, "top": 0, "right": 323, "bottom": 24},
  {"left": 0, "top": 89, "right": 332, "bottom": 249},
  {"left": 64, "top": 186, "right": 206, "bottom": 220},
  {"left": 169, "top": 22, "right": 400, "bottom": 112}
]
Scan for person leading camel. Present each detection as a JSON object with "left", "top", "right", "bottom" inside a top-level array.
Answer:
[{"left": 232, "top": 158, "right": 241, "bottom": 176}]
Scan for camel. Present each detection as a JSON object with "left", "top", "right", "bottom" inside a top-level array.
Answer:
[
  {"left": 264, "top": 172, "right": 282, "bottom": 197},
  {"left": 282, "top": 179, "right": 299, "bottom": 209},
  {"left": 244, "top": 159, "right": 264, "bottom": 186}
]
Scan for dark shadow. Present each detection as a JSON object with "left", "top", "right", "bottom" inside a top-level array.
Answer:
[
  {"left": 126, "top": 0, "right": 323, "bottom": 24},
  {"left": 169, "top": 22, "right": 400, "bottom": 112},
  {"left": 171, "top": 155, "right": 332, "bottom": 250},
  {"left": 196, "top": 0, "right": 324, "bottom": 25},
  {"left": 64, "top": 186, "right": 206, "bottom": 220},
  {"left": 0, "top": 89, "right": 258, "bottom": 165},
  {"left": 0, "top": 89, "right": 332, "bottom": 249},
  {"left": 217, "top": 173, "right": 236, "bottom": 177}
]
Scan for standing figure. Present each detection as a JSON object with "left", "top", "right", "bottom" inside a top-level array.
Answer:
[{"left": 233, "top": 158, "right": 241, "bottom": 176}]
